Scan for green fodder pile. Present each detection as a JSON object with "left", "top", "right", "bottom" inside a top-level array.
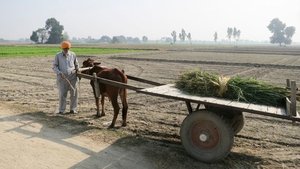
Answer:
[{"left": 175, "top": 70, "right": 288, "bottom": 107}]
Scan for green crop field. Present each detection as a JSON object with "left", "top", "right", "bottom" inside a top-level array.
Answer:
[{"left": 0, "top": 45, "right": 144, "bottom": 58}]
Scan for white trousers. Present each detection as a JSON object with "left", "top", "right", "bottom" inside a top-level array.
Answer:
[{"left": 57, "top": 76, "right": 78, "bottom": 113}]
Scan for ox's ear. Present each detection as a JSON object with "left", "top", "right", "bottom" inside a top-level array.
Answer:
[{"left": 94, "top": 61, "right": 101, "bottom": 65}]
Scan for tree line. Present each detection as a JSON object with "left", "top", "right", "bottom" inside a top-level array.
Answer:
[
  {"left": 213, "top": 18, "right": 295, "bottom": 46},
  {"left": 170, "top": 29, "right": 192, "bottom": 44},
  {"left": 30, "top": 18, "right": 296, "bottom": 46},
  {"left": 213, "top": 27, "right": 241, "bottom": 43},
  {"left": 30, "top": 18, "right": 148, "bottom": 44},
  {"left": 72, "top": 35, "right": 148, "bottom": 44}
]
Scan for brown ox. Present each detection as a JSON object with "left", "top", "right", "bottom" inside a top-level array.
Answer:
[{"left": 81, "top": 58, "right": 128, "bottom": 128}]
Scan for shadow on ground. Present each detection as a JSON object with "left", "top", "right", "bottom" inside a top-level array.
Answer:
[{"left": 0, "top": 111, "right": 263, "bottom": 169}]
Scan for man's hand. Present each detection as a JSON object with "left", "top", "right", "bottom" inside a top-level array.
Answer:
[
  {"left": 71, "top": 69, "right": 78, "bottom": 74},
  {"left": 59, "top": 72, "right": 66, "bottom": 79}
]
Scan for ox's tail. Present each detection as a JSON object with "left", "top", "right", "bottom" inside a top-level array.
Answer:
[{"left": 113, "top": 68, "right": 128, "bottom": 101}]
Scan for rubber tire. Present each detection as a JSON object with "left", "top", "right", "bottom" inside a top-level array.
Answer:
[
  {"left": 205, "top": 105, "right": 245, "bottom": 135},
  {"left": 180, "top": 110, "right": 234, "bottom": 162},
  {"left": 231, "top": 112, "right": 245, "bottom": 135}
]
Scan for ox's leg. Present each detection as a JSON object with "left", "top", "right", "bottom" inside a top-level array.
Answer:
[
  {"left": 95, "top": 97, "right": 100, "bottom": 117},
  {"left": 120, "top": 89, "right": 128, "bottom": 127},
  {"left": 109, "top": 95, "right": 120, "bottom": 128},
  {"left": 91, "top": 83, "right": 101, "bottom": 117},
  {"left": 100, "top": 94, "right": 105, "bottom": 117}
]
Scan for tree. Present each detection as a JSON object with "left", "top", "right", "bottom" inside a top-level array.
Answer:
[
  {"left": 267, "top": 18, "right": 296, "bottom": 46},
  {"left": 30, "top": 28, "right": 48, "bottom": 44},
  {"left": 160, "top": 37, "right": 173, "bottom": 43},
  {"left": 62, "top": 32, "right": 69, "bottom": 41},
  {"left": 182, "top": 29, "right": 187, "bottom": 41},
  {"left": 111, "top": 35, "right": 126, "bottom": 43},
  {"left": 37, "top": 28, "right": 49, "bottom": 43},
  {"left": 187, "top": 33, "right": 192, "bottom": 44},
  {"left": 179, "top": 29, "right": 187, "bottom": 41},
  {"left": 285, "top": 26, "right": 296, "bottom": 38},
  {"left": 284, "top": 26, "right": 295, "bottom": 45},
  {"left": 171, "top": 31, "right": 177, "bottom": 44},
  {"left": 284, "top": 26, "right": 296, "bottom": 45},
  {"left": 233, "top": 27, "right": 237, "bottom": 39},
  {"left": 213, "top": 32, "right": 218, "bottom": 42},
  {"left": 126, "top": 37, "right": 141, "bottom": 43},
  {"left": 236, "top": 30, "right": 241, "bottom": 41},
  {"left": 30, "top": 18, "right": 65, "bottom": 44},
  {"left": 232, "top": 27, "right": 241, "bottom": 41},
  {"left": 227, "top": 27, "right": 233, "bottom": 41},
  {"left": 30, "top": 31, "right": 38, "bottom": 43},
  {"left": 45, "top": 18, "right": 64, "bottom": 44},
  {"left": 142, "top": 36, "right": 148, "bottom": 43},
  {"left": 178, "top": 33, "right": 182, "bottom": 41},
  {"left": 99, "top": 35, "right": 112, "bottom": 43}
]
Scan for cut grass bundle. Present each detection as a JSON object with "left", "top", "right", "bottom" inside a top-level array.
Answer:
[{"left": 175, "top": 69, "right": 289, "bottom": 107}]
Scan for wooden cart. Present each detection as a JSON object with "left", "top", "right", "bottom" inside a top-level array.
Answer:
[{"left": 77, "top": 72, "right": 300, "bottom": 162}]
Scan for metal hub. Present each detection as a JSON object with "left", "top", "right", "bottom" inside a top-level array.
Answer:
[
  {"left": 191, "top": 120, "right": 220, "bottom": 149},
  {"left": 199, "top": 133, "right": 209, "bottom": 142}
]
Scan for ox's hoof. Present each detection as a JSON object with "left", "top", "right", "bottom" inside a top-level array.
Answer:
[
  {"left": 96, "top": 112, "right": 105, "bottom": 118},
  {"left": 122, "top": 123, "right": 127, "bottom": 127},
  {"left": 108, "top": 124, "right": 115, "bottom": 128}
]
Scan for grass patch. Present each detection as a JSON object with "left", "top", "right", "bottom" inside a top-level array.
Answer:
[{"left": 0, "top": 45, "right": 144, "bottom": 58}]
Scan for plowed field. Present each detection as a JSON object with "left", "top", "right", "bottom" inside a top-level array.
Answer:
[{"left": 0, "top": 46, "right": 299, "bottom": 168}]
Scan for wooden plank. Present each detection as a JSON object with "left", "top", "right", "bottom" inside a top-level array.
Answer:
[
  {"left": 78, "top": 67, "right": 93, "bottom": 72},
  {"left": 137, "top": 84, "right": 300, "bottom": 121},
  {"left": 286, "top": 79, "right": 291, "bottom": 89},
  {"left": 77, "top": 72, "right": 143, "bottom": 91},
  {"left": 286, "top": 97, "right": 291, "bottom": 116},
  {"left": 226, "top": 101, "right": 251, "bottom": 110},
  {"left": 165, "top": 85, "right": 218, "bottom": 103},
  {"left": 227, "top": 101, "right": 286, "bottom": 115},
  {"left": 210, "top": 99, "right": 234, "bottom": 106},
  {"left": 247, "top": 104, "right": 269, "bottom": 113},
  {"left": 266, "top": 106, "right": 280, "bottom": 115},
  {"left": 290, "top": 81, "right": 297, "bottom": 116},
  {"left": 139, "top": 84, "right": 217, "bottom": 104},
  {"left": 276, "top": 107, "right": 288, "bottom": 116},
  {"left": 127, "top": 75, "right": 164, "bottom": 86}
]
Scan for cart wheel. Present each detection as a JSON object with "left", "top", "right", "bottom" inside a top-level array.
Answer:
[
  {"left": 231, "top": 112, "right": 245, "bottom": 135},
  {"left": 180, "top": 110, "right": 234, "bottom": 162}
]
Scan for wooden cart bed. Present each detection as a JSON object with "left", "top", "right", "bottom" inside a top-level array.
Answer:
[{"left": 138, "top": 84, "right": 300, "bottom": 122}]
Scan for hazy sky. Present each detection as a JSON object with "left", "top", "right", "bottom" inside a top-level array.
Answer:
[{"left": 1, "top": 0, "right": 299, "bottom": 42}]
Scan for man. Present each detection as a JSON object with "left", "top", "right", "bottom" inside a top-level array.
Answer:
[{"left": 53, "top": 41, "right": 79, "bottom": 114}]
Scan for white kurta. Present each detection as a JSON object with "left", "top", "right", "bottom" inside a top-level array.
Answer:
[{"left": 52, "top": 51, "right": 79, "bottom": 113}]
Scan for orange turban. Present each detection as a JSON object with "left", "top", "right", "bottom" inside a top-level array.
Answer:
[{"left": 61, "top": 41, "right": 71, "bottom": 49}]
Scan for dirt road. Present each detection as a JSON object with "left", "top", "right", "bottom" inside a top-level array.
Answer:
[
  {"left": 0, "top": 102, "right": 183, "bottom": 169},
  {"left": 0, "top": 102, "right": 223, "bottom": 169},
  {"left": 0, "top": 102, "right": 134, "bottom": 169}
]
